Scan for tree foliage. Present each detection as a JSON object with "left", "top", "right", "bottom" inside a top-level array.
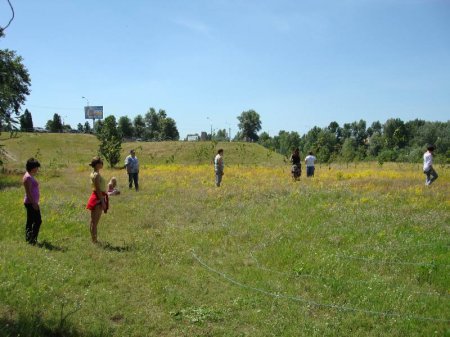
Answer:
[
  {"left": 96, "top": 115, "right": 122, "bottom": 167},
  {"left": 118, "top": 116, "right": 134, "bottom": 138},
  {"left": 127, "top": 108, "right": 179, "bottom": 141},
  {"left": 0, "top": 49, "right": 31, "bottom": 131},
  {"left": 20, "top": 109, "right": 33, "bottom": 132},
  {"left": 259, "top": 118, "right": 450, "bottom": 164},
  {"left": 45, "top": 113, "right": 63, "bottom": 132},
  {"left": 237, "top": 109, "right": 261, "bottom": 142}
]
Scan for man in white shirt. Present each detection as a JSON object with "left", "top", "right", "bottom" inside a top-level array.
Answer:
[
  {"left": 124, "top": 149, "right": 140, "bottom": 191},
  {"left": 304, "top": 152, "right": 317, "bottom": 177},
  {"left": 423, "top": 145, "right": 438, "bottom": 186},
  {"left": 214, "top": 149, "right": 224, "bottom": 187}
]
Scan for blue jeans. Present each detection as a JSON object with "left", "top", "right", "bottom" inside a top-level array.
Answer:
[
  {"left": 306, "top": 166, "right": 315, "bottom": 177},
  {"left": 424, "top": 167, "right": 438, "bottom": 185},
  {"left": 215, "top": 171, "right": 223, "bottom": 187},
  {"left": 128, "top": 172, "right": 139, "bottom": 190}
]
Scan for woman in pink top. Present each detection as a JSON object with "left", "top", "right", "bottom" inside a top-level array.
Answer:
[{"left": 23, "top": 158, "right": 42, "bottom": 245}]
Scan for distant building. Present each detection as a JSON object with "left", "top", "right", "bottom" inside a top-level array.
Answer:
[
  {"left": 200, "top": 132, "right": 208, "bottom": 141},
  {"left": 186, "top": 134, "right": 200, "bottom": 141}
]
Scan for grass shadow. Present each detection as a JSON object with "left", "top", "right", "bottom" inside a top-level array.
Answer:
[
  {"left": 99, "top": 241, "right": 133, "bottom": 252},
  {"left": 0, "top": 316, "right": 92, "bottom": 337},
  {"left": 37, "top": 240, "right": 68, "bottom": 252}
]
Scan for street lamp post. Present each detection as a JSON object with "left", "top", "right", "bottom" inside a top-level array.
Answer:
[
  {"left": 82, "top": 96, "right": 94, "bottom": 130},
  {"left": 207, "top": 117, "right": 212, "bottom": 140}
]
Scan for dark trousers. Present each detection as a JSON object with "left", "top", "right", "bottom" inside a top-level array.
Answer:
[
  {"left": 25, "top": 203, "right": 42, "bottom": 244},
  {"left": 424, "top": 167, "right": 438, "bottom": 185},
  {"left": 306, "top": 166, "right": 315, "bottom": 177},
  {"left": 128, "top": 172, "right": 139, "bottom": 190}
]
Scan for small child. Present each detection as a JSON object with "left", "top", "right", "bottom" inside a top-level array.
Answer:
[
  {"left": 107, "top": 177, "right": 121, "bottom": 195},
  {"left": 23, "top": 158, "right": 42, "bottom": 245}
]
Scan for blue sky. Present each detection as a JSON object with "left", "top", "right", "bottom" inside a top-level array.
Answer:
[{"left": 1, "top": 0, "right": 449, "bottom": 138}]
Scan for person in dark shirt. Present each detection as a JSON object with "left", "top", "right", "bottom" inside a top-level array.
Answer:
[{"left": 290, "top": 148, "right": 301, "bottom": 181}]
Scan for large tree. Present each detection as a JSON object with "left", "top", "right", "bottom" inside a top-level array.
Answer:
[
  {"left": 97, "top": 115, "right": 122, "bottom": 167},
  {"left": 237, "top": 109, "right": 262, "bottom": 142},
  {"left": 45, "top": 113, "right": 63, "bottom": 132},
  {"left": 84, "top": 121, "right": 92, "bottom": 133},
  {"left": 20, "top": 109, "right": 33, "bottom": 132},
  {"left": 160, "top": 117, "right": 179, "bottom": 140},
  {"left": 0, "top": 49, "right": 31, "bottom": 131},
  {"left": 140, "top": 108, "right": 179, "bottom": 141},
  {"left": 133, "top": 115, "right": 145, "bottom": 139},
  {"left": 118, "top": 116, "right": 134, "bottom": 138}
]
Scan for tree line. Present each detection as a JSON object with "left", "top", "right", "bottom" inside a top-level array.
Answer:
[
  {"left": 1, "top": 43, "right": 448, "bottom": 166},
  {"left": 258, "top": 118, "right": 450, "bottom": 164}
]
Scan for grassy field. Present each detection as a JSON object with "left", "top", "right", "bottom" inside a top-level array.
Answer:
[{"left": 0, "top": 133, "right": 449, "bottom": 336}]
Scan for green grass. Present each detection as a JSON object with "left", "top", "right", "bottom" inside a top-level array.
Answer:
[
  {"left": 0, "top": 132, "right": 285, "bottom": 170},
  {"left": 0, "top": 135, "right": 449, "bottom": 336}
]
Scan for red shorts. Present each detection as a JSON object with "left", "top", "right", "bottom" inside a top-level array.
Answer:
[{"left": 86, "top": 192, "right": 109, "bottom": 213}]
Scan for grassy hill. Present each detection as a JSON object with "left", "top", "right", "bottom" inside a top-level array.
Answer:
[
  {"left": 0, "top": 132, "right": 449, "bottom": 336},
  {"left": 1, "top": 132, "right": 285, "bottom": 171}
]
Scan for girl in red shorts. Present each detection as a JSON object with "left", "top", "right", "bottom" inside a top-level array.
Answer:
[{"left": 86, "top": 157, "right": 108, "bottom": 243}]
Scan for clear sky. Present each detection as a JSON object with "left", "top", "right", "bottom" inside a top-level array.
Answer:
[{"left": 1, "top": 0, "right": 449, "bottom": 138}]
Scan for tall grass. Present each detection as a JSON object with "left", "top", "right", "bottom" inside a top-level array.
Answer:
[{"left": 0, "top": 136, "right": 449, "bottom": 336}]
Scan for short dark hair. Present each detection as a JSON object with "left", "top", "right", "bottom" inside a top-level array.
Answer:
[
  {"left": 130, "top": 149, "right": 135, "bottom": 154},
  {"left": 427, "top": 145, "right": 435, "bottom": 152},
  {"left": 89, "top": 156, "right": 103, "bottom": 168},
  {"left": 309, "top": 151, "right": 313, "bottom": 155},
  {"left": 26, "top": 158, "right": 41, "bottom": 172},
  {"left": 218, "top": 149, "right": 224, "bottom": 154}
]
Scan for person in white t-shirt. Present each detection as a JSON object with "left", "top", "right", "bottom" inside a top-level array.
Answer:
[
  {"left": 214, "top": 149, "right": 224, "bottom": 187},
  {"left": 304, "top": 152, "right": 317, "bottom": 177},
  {"left": 423, "top": 145, "right": 438, "bottom": 186}
]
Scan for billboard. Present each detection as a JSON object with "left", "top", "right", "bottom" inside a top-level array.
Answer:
[{"left": 84, "top": 106, "right": 103, "bottom": 119}]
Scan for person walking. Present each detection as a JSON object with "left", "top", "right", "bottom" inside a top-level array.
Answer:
[
  {"left": 23, "top": 158, "right": 42, "bottom": 245},
  {"left": 214, "top": 149, "right": 224, "bottom": 187},
  {"left": 86, "top": 157, "right": 108, "bottom": 244},
  {"left": 304, "top": 152, "right": 317, "bottom": 177},
  {"left": 124, "top": 149, "right": 139, "bottom": 191},
  {"left": 423, "top": 145, "right": 438, "bottom": 186},
  {"left": 290, "top": 148, "right": 301, "bottom": 181}
]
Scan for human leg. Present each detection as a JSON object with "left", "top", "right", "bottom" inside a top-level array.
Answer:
[
  {"left": 133, "top": 173, "right": 139, "bottom": 191},
  {"left": 30, "top": 208, "right": 42, "bottom": 244},
  {"left": 215, "top": 172, "right": 222, "bottom": 187},
  {"left": 424, "top": 168, "right": 438, "bottom": 185},
  {"left": 90, "top": 206, "right": 102, "bottom": 243},
  {"left": 25, "top": 204, "right": 33, "bottom": 243},
  {"left": 429, "top": 167, "right": 438, "bottom": 185},
  {"left": 128, "top": 173, "right": 133, "bottom": 189}
]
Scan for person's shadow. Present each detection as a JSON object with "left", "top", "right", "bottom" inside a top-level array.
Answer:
[
  {"left": 37, "top": 240, "right": 67, "bottom": 252},
  {"left": 100, "top": 241, "right": 133, "bottom": 252}
]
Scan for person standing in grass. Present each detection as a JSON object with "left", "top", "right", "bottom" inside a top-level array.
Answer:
[
  {"left": 423, "top": 145, "right": 438, "bottom": 186},
  {"left": 214, "top": 149, "right": 224, "bottom": 187},
  {"left": 124, "top": 149, "right": 139, "bottom": 191},
  {"left": 23, "top": 158, "right": 42, "bottom": 245},
  {"left": 290, "top": 148, "right": 301, "bottom": 181},
  {"left": 304, "top": 151, "right": 317, "bottom": 177},
  {"left": 86, "top": 157, "right": 108, "bottom": 244}
]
